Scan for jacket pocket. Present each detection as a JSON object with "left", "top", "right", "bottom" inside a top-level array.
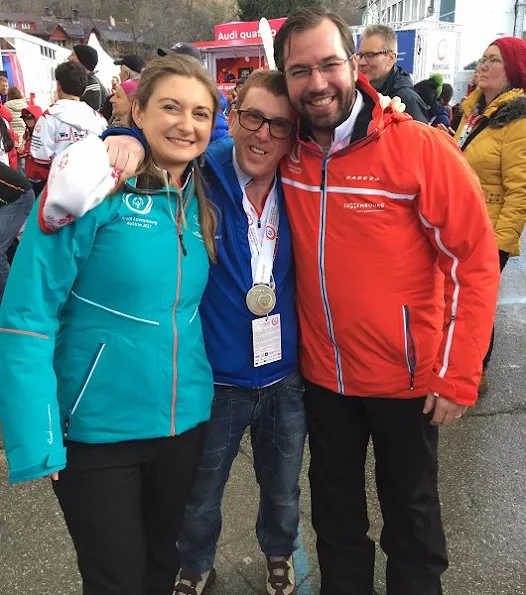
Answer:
[
  {"left": 401, "top": 306, "right": 417, "bottom": 390},
  {"left": 66, "top": 342, "right": 106, "bottom": 432}
]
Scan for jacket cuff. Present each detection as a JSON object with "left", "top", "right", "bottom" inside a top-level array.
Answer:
[
  {"left": 427, "top": 371, "right": 478, "bottom": 407},
  {"left": 7, "top": 447, "right": 67, "bottom": 484},
  {"left": 100, "top": 127, "right": 148, "bottom": 152}
]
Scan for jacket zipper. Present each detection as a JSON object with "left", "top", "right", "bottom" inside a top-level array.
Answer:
[
  {"left": 170, "top": 199, "right": 184, "bottom": 437},
  {"left": 402, "top": 306, "right": 417, "bottom": 390},
  {"left": 319, "top": 157, "right": 345, "bottom": 394},
  {"left": 64, "top": 342, "right": 106, "bottom": 437}
]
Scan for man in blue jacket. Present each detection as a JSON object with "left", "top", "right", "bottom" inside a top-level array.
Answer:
[
  {"left": 50, "top": 69, "right": 305, "bottom": 595},
  {"left": 173, "top": 70, "right": 304, "bottom": 595}
]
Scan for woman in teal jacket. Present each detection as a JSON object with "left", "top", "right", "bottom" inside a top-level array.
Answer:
[{"left": 0, "top": 56, "right": 219, "bottom": 595}]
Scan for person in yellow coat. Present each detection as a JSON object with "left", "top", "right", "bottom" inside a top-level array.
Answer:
[{"left": 455, "top": 36, "right": 526, "bottom": 392}]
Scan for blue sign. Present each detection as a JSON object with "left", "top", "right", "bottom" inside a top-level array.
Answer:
[
  {"left": 396, "top": 30, "right": 416, "bottom": 74},
  {"left": 355, "top": 29, "right": 416, "bottom": 74}
]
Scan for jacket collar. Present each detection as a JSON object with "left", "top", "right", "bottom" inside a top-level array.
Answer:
[
  {"left": 461, "top": 87, "right": 525, "bottom": 120},
  {"left": 296, "top": 72, "right": 409, "bottom": 156}
]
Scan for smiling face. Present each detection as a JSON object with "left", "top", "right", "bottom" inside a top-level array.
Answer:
[
  {"left": 283, "top": 18, "right": 357, "bottom": 146},
  {"left": 111, "top": 85, "right": 132, "bottom": 118},
  {"left": 478, "top": 45, "right": 508, "bottom": 96},
  {"left": 230, "top": 87, "right": 295, "bottom": 184},
  {"left": 357, "top": 34, "right": 396, "bottom": 85},
  {"left": 132, "top": 74, "right": 214, "bottom": 177}
]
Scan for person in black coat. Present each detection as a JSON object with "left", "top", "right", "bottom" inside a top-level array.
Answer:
[
  {"left": 358, "top": 25, "right": 428, "bottom": 123},
  {"left": 69, "top": 45, "right": 108, "bottom": 111}
]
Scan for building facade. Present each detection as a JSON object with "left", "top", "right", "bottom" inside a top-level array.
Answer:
[{"left": 361, "top": 0, "right": 523, "bottom": 70}]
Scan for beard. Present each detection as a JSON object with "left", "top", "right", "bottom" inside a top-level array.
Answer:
[{"left": 293, "top": 82, "right": 356, "bottom": 137}]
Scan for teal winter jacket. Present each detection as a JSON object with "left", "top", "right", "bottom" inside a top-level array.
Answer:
[{"left": 0, "top": 170, "right": 214, "bottom": 484}]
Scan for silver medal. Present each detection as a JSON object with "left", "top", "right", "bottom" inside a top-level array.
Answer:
[{"left": 246, "top": 284, "right": 276, "bottom": 317}]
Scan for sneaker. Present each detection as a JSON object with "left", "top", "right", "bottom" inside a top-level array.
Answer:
[
  {"left": 173, "top": 568, "right": 216, "bottom": 595},
  {"left": 266, "top": 555, "right": 296, "bottom": 595},
  {"left": 479, "top": 370, "right": 489, "bottom": 393}
]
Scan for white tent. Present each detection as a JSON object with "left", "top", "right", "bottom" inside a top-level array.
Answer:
[{"left": 87, "top": 32, "right": 119, "bottom": 92}]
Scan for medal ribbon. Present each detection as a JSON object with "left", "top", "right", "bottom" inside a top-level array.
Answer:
[{"left": 242, "top": 180, "right": 279, "bottom": 287}]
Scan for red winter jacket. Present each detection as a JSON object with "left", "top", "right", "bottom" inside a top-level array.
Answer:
[
  {"left": 0, "top": 103, "right": 19, "bottom": 169},
  {"left": 280, "top": 74, "right": 500, "bottom": 406}
]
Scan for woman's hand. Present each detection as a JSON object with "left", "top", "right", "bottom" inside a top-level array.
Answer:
[{"left": 437, "top": 123, "right": 455, "bottom": 136}]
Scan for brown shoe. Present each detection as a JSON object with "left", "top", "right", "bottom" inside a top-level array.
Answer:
[
  {"left": 479, "top": 370, "right": 489, "bottom": 393},
  {"left": 266, "top": 556, "right": 296, "bottom": 595}
]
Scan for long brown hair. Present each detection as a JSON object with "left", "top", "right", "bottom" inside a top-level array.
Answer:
[{"left": 130, "top": 56, "right": 219, "bottom": 261}]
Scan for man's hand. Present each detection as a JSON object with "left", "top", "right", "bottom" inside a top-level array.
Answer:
[
  {"left": 423, "top": 393, "right": 468, "bottom": 426},
  {"left": 104, "top": 136, "right": 145, "bottom": 184},
  {"left": 50, "top": 472, "right": 59, "bottom": 481}
]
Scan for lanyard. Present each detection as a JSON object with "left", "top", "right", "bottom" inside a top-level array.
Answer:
[
  {"left": 457, "top": 108, "right": 484, "bottom": 150},
  {"left": 242, "top": 179, "right": 279, "bottom": 286}
]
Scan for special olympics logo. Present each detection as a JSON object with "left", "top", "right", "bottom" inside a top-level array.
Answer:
[
  {"left": 437, "top": 39, "right": 447, "bottom": 61},
  {"left": 122, "top": 193, "right": 153, "bottom": 214},
  {"left": 265, "top": 225, "right": 277, "bottom": 240},
  {"left": 271, "top": 316, "right": 279, "bottom": 326}
]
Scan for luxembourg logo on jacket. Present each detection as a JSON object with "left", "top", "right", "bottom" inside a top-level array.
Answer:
[{"left": 122, "top": 193, "right": 153, "bottom": 215}]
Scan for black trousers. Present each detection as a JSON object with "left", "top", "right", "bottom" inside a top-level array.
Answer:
[
  {"left": 53, "top": 424, "right": 207, "bottom": 595},
  {"left": 483, "top": 250, "right": 509, "bottom": 370},
  {"left": 304, "top": 382, "right": 448, "bottom": 595}
]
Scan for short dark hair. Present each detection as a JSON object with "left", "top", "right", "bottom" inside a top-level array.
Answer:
[
  {"left": 236, "top": 70, "right": 289, "bottom": 109},
  {"left": 440, "top": 83, "right": 454, "bottom": 104},
  {"left": 274, "top": 7, "right": 356, "bottom": 73},
  {"left": 55, "top": 61, "right": 88, "bottom": 97}
]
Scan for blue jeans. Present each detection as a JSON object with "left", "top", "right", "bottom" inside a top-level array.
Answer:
[
  {"left": 178, "top": 372, "right": 307, "bottom": 575},
  {"left": 0, "top": 188, "right": 35, "bottom": 303}
]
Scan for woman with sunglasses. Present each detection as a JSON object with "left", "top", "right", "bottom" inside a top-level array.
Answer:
[{"left": 454, "top": 37, "right": 526, "bottom": 392}]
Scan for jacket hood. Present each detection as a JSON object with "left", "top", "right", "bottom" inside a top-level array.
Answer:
[
  {"left": 48, "top": 99, "right": 101, "bottom": 129},
  {"left": 4, "top": 99, "right": 27, "bottom": 111},
  {"left": 488, "top": 94, "right": 526, "bottom": 128},
  {"left": 461, "top": 87, "right": 525, "bottom": 120},
  {"left": 23, "top": 104, "right": 43, "bottom": 120}
]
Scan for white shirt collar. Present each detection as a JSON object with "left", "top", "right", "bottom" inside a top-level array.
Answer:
[{"left": 328, "top": 90, "right": 364, "bottom": 155}]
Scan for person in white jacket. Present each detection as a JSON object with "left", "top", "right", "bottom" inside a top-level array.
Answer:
[{"left": 31, "top": 62, "right": 106, "bottom": 167}]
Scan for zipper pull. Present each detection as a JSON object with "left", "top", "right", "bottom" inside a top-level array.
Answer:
[
  {"left": 178, "top": 233, "right": 188, "bottom": 257},
  {"left": 177, "top": 221, "right": 188, "bottom": 256},
  {"left": 410, "top": 373, "right": 415, "bottom": 391},
  {"left": 258, "top": 219, "right": 261, "bottom": 229}
]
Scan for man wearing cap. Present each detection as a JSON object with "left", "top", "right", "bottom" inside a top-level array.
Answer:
[
  {"left": 157, "top": 42, "right": 229, "bottom": 142},
  {"left": 69, "top": 44, "right": 108, "bottom": 111},
  {"left": 114, "top": 55, "right": 145, "bottom": 82}
]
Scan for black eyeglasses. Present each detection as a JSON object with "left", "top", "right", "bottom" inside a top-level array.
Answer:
[
  {"left": 236, "top": 109, "right": 295, "bottom": 140},
  {"left": 357, "top": 50, "right": 392, "bottom": 61}
]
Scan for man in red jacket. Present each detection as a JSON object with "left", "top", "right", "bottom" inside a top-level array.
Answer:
[{"left": 273, "top": 7, "right": 500, "bottom": 595}]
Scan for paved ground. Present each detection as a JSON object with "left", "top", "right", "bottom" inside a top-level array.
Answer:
[{"left": 1, "top": 253, "right": 525, "bottom": 595}]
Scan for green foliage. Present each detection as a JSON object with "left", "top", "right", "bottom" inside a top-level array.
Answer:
[{"left": 238, "top": 0, "right": 322, "bottom": 21}]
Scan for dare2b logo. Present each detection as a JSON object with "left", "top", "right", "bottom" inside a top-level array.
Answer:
[{"left": 122, "top": 193, "right": 153, "bottom": 215}]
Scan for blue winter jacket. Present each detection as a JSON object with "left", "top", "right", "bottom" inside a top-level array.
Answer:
[
  {"left": 202, "top": 136, "right": 298, "bottom": 387},
  {"left": 0, "top": 170, "right": 214, "bottom": 484},
  {"left": 211, "top": 95, "right": 229, "bottom": 142}
]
